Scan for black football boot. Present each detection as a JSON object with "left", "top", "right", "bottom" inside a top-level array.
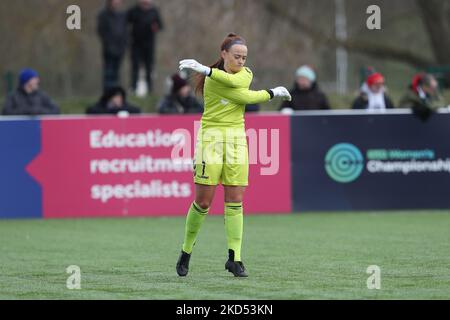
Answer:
[
  {"left": 225, "top": 249, "right": 248, "bottom": 277},
  {"left": 176, "top": 250, "right": 191, "bottom": 277}
]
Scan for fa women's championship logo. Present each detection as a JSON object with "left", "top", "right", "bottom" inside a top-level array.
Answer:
[{"left": 325, "top": 143, "right": 364, "bottom": 183}]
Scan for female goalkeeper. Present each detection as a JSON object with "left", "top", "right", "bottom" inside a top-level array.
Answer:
[{"left": 176, "top": 33, "right": 291, "bottom": 277}]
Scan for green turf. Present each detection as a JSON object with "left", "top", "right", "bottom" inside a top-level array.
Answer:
[{"left": 1, "top": 211, "right": 449, "bottom": 300}]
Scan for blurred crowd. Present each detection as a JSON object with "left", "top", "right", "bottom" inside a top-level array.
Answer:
[
  {"left": 1, "top": 0, "right": 448, "bottom": 123},
  {"left": 277, "top": 65, "right": 445, "bottom": 122}
]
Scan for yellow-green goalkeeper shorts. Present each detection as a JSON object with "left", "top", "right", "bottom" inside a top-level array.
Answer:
[{"left": 193, "top": 139, "right": 249, "bottom": 187}]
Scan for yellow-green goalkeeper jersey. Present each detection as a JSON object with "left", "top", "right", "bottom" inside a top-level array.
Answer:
[{"left": 200, "top": 67, "right": 271, "bottom": 143}]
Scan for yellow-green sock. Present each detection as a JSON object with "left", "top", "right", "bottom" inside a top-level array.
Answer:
[
  {"left": 224, "top": 202, "right": 243, "bottom": 261},
  {"left": 182, "top": 201, "right": 208, "bottom": 254}
]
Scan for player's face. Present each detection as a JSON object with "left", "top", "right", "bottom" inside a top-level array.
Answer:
[{"left": 222, "top": 44, "right": 247, "bottom": 73}]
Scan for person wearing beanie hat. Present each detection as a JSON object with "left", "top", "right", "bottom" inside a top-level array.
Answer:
[
  {"left": 279, "top": 65, "right": 330, "bottom": 112},
  {"left": 367, "top": 72, "right": 384, "bottom": 87},
  {"left": 295, "top": 65, "right": 317, "bottom": 83},
  {"left": 157, "top": 73, "right": 203, "bottom": 114},
  {"left": 19, "top": 68, "right": 39, "bottom": 88},
  {"left": 352, "top": 72, "right": 395, "bottom": 111},
  {"left": 399, "top": 73, "right": 444, "bottom": 121},
  {"left": 2, "top": 68, "right": 60, "bottom": 115},
  {"left": 86, "top": 86, "right": 141, "bottom": 115}
]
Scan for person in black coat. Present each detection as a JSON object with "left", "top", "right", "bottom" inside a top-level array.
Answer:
[
  {"left": 352, "top": 72, "right": 395, "bottom": 111},
  {"left": 87, "top": 86, "right": 141, "bottom": 115},
  {"left": 279, "top": 65, "right": 330, "bottom": 111},
  {"left": 158, "top": 73, "right": 203, "bottom": 114},
  {"left": 128, "top": 0, "right": 164, "bottom": 93},
  {"left": 97, "top": 0, "right": 128, "bottom": 90},
  {"left": 2, "top": 68, "right": 60, "bottom": 116}
]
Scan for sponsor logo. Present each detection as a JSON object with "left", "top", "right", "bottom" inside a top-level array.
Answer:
[{"left": 325, "top": 143, "right": 364, "bottom": 183}]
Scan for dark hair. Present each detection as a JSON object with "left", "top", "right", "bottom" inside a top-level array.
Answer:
[
  {"left": 100, "top": 86, "right": 126, "bottom": 105},
  {"left": 194, "top": 33, "right": 247, "bottom": 96}
]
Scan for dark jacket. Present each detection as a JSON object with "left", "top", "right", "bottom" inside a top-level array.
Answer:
[
  {"left": 245, "top": 104, "right": 260, "bottom": 112},
  {"left": 279, "top": 82, "right": 330, "bottom": 111},
  {"left": 127, "top": 5, "right": 163, "bottom": 46},
  {"left": 352, "top": 93, "right": 395, "bottom": 110},
  {"left": 97, "top": 8, "right": 128, "bottom": 57},
  {"left": 158, "top": 94, "right": 203, "bottom": 114},
  {"left": 2, "top": 88, "right": 60, "bottom": 116},
  {"left": 399, "top": 87, "right": 443, "bottom": 121}
]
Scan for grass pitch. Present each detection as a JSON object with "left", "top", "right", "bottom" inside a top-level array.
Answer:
[{"left": 1, "top": 211, "right": 449, "bottom": 300}]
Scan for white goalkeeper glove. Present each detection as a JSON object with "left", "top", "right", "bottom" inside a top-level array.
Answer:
[
  {"left": 179, "top": 59, "right": 211, "bottom": 76},
  {"left": 270, "top": 86, "right": 292, "bottom": 101}
]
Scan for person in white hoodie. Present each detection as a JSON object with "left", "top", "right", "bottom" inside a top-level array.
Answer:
[{"left": 352, "top": 72, "right": 394, "bottom": 111}]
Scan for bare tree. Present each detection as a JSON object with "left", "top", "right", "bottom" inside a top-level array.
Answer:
[
  {"left": 1, "top": 0, "right": 446, "bottom": 100},
  {"left": 262, "top": 0, "right": 437, "bottom": 69},
  {"left": 416, "top": 0, "right": 450, "bottom": 65}
]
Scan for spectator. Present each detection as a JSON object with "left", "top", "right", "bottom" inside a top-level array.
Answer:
[
  {"left": 128, "top": 0, "right": 164, "bottom": 94},
  {"left": 158, "top": 73, "right": 203, "bottom": 114},
  {"left": 352, "top": 72, "right": 395, "bottom": 111},
  {"left": 279, "top": 65, "right": 330, "bottom": 112},
  {"left": 399, "top": 73, "right": 444, "bottom": 121},
  {"left": 2, "top": 68, "right": 60, "bottom": 116},
  {"left": 86, "top": 86, "right": 141, "bottom": 115},
  {"left": 97, "top": 0, "right": 128, "bottom": 91}
]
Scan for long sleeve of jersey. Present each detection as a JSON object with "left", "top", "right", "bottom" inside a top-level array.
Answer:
[
  {"left": 201, "top": 66, "right": 271, "bottom": 129},
  {"left": 217, "top": 87, "right": 271, "bottom": 105},
  {"left": 208, "top": 67, "right": 271, "bottom": 104},
  {"left": 209, "top": 68, "right": 253, "bottom": 88}
]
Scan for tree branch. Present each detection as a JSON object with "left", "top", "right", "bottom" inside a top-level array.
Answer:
[
  {"left": 263, "top": 0, "right": 434, "bottom": 68},
  {"left": 416, "top": 0, "right": 450, "bottom": 65}
]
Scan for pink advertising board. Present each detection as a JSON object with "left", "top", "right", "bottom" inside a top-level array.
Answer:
[{"left": 26, "top": 114, "right": 291, "bottom": 218}]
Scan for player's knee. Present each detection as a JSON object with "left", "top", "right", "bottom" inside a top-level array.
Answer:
[{"left": 224, "top": 196, "right": 243, "bottom": 203}]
